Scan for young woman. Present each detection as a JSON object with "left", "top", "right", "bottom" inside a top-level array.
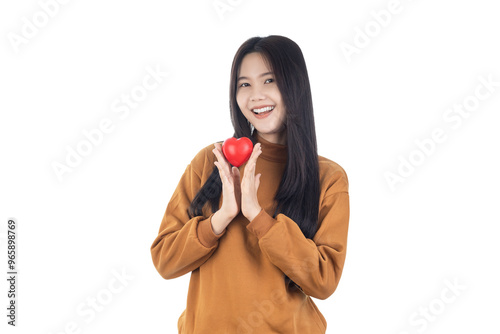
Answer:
[{"left": 151, "top": 35, "right": 350, "bottom": 334}]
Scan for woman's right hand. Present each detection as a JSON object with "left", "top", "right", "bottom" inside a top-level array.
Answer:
[{"left": 211, "top": 143, "right": 241, "bottom": 232}]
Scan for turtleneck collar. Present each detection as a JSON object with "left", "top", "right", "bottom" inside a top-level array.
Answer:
[{"left": 253, "top": 132, "right": 287, "bottom": 163}]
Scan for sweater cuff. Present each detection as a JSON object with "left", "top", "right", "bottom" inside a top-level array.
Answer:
[
  {"left": 197, "top": 214, "right": 226, "bottom": 248},
  {"left": 246, "top": 209, "right": 277, "bottom": 239}
]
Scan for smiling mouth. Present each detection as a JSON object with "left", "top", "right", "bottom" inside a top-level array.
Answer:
[{"left": 252, "top": 106, "right": 275, "bottom": 114}]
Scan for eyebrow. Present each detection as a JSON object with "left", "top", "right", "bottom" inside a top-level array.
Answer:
[{"left": 237, "top": 72, "right": 274, "bottom": 82}]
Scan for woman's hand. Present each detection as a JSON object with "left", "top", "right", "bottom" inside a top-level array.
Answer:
[
  {"left": 213, "top": 143, "right": 241, "bottom": 222},
  {"left": 241, "top": 143, "right": 263, "bottom": 222}
]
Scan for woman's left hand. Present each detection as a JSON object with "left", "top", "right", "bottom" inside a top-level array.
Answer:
[{"left": 241, "top": 142, "right": 263, "bottom": 222}]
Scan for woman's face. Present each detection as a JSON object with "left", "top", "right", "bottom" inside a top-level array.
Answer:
[{"left": 236, "top": 52, "right": 286, "bottom": 145}]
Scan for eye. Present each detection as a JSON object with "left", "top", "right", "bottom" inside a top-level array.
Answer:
[
  {"left": 265, "top": 78, "right": 274, "bottom": 84},
  {"left": 239, "top": 82, "right": 249, "bottom": 88}
]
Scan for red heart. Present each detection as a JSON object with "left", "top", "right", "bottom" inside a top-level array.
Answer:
[{"left": 222, "top": 137, "right": 253, "bottom": 167}]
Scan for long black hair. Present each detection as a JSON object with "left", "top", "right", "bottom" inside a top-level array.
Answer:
[{"left": 188, "top": 35, "right": 321, "bottom": 292}]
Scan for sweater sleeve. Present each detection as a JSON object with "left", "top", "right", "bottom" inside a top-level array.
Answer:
[
  {"left": 150, "top": 146, "right": 226, "bottom": 280},
  {"left": 245, "top": 171, "right": 350, "bottom": 300}
]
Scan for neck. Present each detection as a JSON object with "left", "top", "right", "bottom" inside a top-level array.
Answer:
[
  {"left": 253, "top": 132, "right": 287, "bottom": 163},
  {"left": 255, "top": 131, "right": 287, "bottom": 145}
]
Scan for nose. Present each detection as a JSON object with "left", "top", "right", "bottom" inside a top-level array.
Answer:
[{"left": 249, "top": 85, "right": 265, "bottom": 101}]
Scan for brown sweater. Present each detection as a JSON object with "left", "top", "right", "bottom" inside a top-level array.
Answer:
[{"left": 150, "top": 133, "right": 350, "bottom": 333}]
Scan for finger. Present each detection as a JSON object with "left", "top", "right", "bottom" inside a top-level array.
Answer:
[
  {"left": 243, "top": 162, "right": 258, "bottom": 186},
  {"left": 214, "top": 143, "right": 227, "bottom": 160},
  {"left": 255, "top": 173, "right": 261, "bottom": 190},
  {"left": 244, "top": 144, "right": 261, "bottom": 174},
  {"left": 212, "top": 146, "right": 231, "bottom": 175},
  {"left": 251, "top": 142, "right": 262, "bottom": 157},
  {"left": 213, "top": 144, "right": 231, "bottom": 168},
  {"left": 232, "top": 166, "right": 241, "bottom": 183},
  {"left": 214, "top": 161, "right": 225, "bottom": 180},
  {"left": 213, "top": 142, "right": 223, "bottom": 154},
  {"left": 232, "top": 167, "right": 241, "bottom": 192},
  {"left": 213, "top": 144, "right": 224, "bottom": 160},
  {"left": 214, "top": 161, "right": 232, "bottom": 186},
  {"left": 248, "top": 143, "right": 262, "bottom": 165}
]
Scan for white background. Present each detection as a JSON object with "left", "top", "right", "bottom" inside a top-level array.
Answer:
[{"left": 1, "top": 0, "right": 499, "bottom": 333}]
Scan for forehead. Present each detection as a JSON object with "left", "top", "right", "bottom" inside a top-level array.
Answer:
[{"left": 238, "top": 52, "right": 272, "bottom": 76}]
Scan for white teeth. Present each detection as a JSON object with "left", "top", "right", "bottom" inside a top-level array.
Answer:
[{"left": 252, "top": 106, "right": 275, "bottom": 114}]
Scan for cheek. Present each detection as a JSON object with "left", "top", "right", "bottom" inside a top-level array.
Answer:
[
  {"left": 236, "top": 92, "right": 246, "bottom": 110},
  {"left": 270, "top": 87, "right": 283, "bottom": 103},
  {"left": 236, "top": 93, "right": 251, "bottom": 120},
  {"left": 278, "top": 107, "right": 287, "bottom": 125}
]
